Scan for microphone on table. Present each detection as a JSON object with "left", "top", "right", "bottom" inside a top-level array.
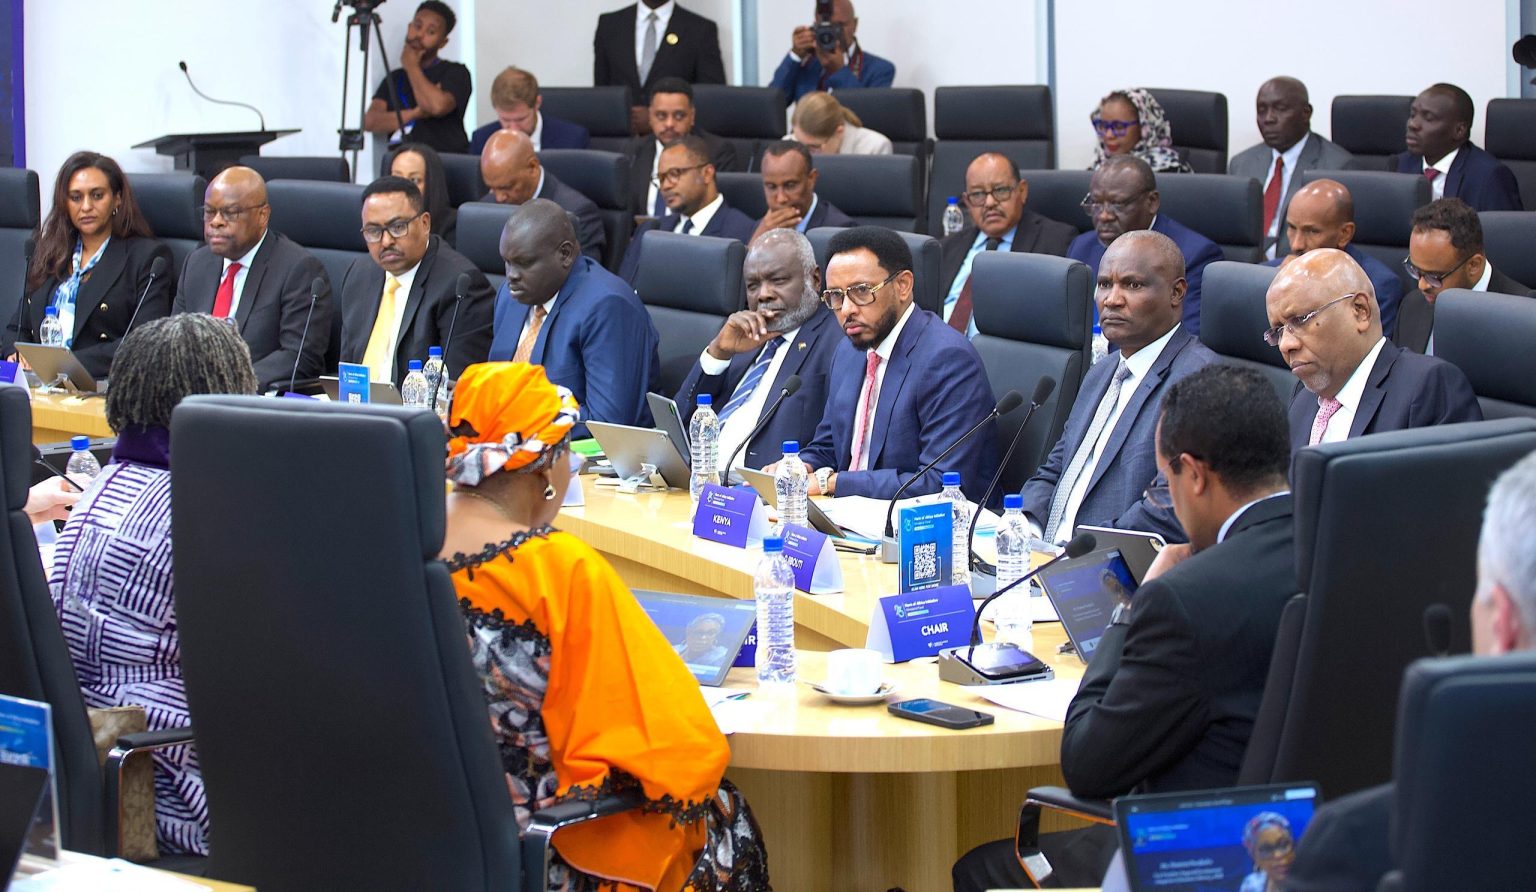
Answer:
[
  {"left": 1423, "top": 603, "right": 1453, "bottom": 658},
  {"left": 178, "top": 61, "right": 267, "bottom": 132},
  {"left": 878, "top": 389, "right": 1025, "bottom": 563},
  {"left": 937, "top": 532, "right": 1097, "bottom": 686},
  {"left": 124, "top": 255, "right": 169, "bottom": 337},
  {"left": 720, "top": 374, "right": 802, "bottom": 484},
  {"left": 284, "top": 276, "right": 327, "bottom": 395},
  {"left": 430, "top": 273, "right": 473, "bottom": 414},
  {"left": 31, "top": 444, "right": 84, "bottom": 493},
  {"left": 966, "top": 377, "right": 1057, "bottom": 589}
]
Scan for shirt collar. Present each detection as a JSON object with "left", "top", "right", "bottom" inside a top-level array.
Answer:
[
  {"left": 1472, "top": 260, "right": 1494, "bottom": 292},
  {"left": 533, "top": 168, "right": 547, "bottom": 201},
  {"left": 642, "top": 0, "right": 675, "bottom": 31},
  {"left": 683, "top": 192, "right": 724, "bottom": 233},
  {"left": 1424, "top": 146, "right": 1460, "bottom": 175},
  {"left": 1118, "top": 322, "right": 1180, "bottom": 379},
  {"left": 388, "top": 258, "right": 423, "bottom": 297},
  {"left": 973, "top": 223, "right": 1017, "bottom": 252},
  {"left": 871, "top": 302, "right": 916, "bottom": 362},
  {"left": 223, "top": 228, "right": 269, "bottom": 272},
  {"left": 796, "top": 193, "right": 821, "bottom": 232},
  {"left": 1216, "top": 490, "right": 1289, "bottom": 544},
  {"left": 1272, "top": 134, "right": 1308, "bottom": 168},
  {"left": 1333, "top": 336, "right": 1386, "bottom": 412},
  {"left": 529, "top": 112, "right": 544, "bottom": 150}
]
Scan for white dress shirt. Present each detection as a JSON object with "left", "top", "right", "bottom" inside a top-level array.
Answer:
[
  {"left": 675, "top": 193, "right": 723, "bottom": 234},
  {"left": 371, "top": 260, "right": 421, "bottom": 382},
  {"left": 699, "top": 324, "right": 804, "bottom": 473},
  {"left": 646, "top": 138, "right": 666, "bottom": 216},
  {"left": 1263, "top": 136, "right": 1309, "bottom": 259},
  {"left": 1423, "top": 147, "right": 1460, "bottom": 202},
  {"left": 943, "top": 224, "right": 1016, "bottom": 338},
  {"left": 851, "top": 302, "right": 915, "bottom": 470},
  {"left": 634, "top": 0, "right": 675, "bottom": 70},
  {"left": 1316, "top": 336, "right": 1386, "bottom": 444},
  {"left": 515, "top": 293, "right": 560, "bottom": 350},
  {"left": 528, "top": 112, "right": 544, "bottom": 152},
  {"left": 220, "top": 228, "right": 269, "bottom": 320},
  {"left": 1215, "top": 491, "right": 1290, "bottom": 544}
]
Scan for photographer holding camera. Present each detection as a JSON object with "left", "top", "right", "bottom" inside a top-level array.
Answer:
[{"left": 770, "top": 0, "right": 895, "bottom": 104}]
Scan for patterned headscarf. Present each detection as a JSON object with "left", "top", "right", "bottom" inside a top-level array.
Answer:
[
  {"left": 1091, "top": 88, "right": 1193, "bottom": 174},
  {"left": 446, "top": 362, "right": 580, "bottom": 486}
]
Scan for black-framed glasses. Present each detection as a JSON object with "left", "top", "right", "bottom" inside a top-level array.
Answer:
[
  {"left": 1262, "top": 293, "right": 1359, "bottom": 347},
  {"left": 1091, "top": 116, "right": 1138, "bottom": 137},
  {"left": 361, "top": 212, "right": 424, "bottom": 243},
  {"left": 1402, "top": 253, "right": 1473, "bottom": 290},
  {"left": 1080, "top": 191, "right": 1150, "bottom": 218},
  {"left": 821, "top": 270, "right": 903, "bottom": 310},
  {"left": 201, "top": 203, "right": 267, "bottom": 222},
  {"left": 963, "top": 185, "right": 1018, "bottom": 206},
  {"left": 652, "top": 164, "right": 706, "bottom": 187}
]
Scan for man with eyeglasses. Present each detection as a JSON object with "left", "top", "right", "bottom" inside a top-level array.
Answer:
[
  {"left": 1395, "top": 198, "right": 1534, "bottom": 355},
  {"left": 624, "top": 77, "right": 738, "bottom": 218},
  {"left": 938, "top": 153, "right": 1076, "bottom": 338},
  {"left": 338, "top": 176, "right": 494, "bottom": 384},
  {"left": 618, "top": 134, "right": 757, "bottom": 284},
  {"left": 1067, "top": 155, "right": 1224, "bottom": 336},
  {"left": 787, "top": 226, "right": 997, "bottom": 500},
  {"left": 173, "top": 167, "right": 332, "bottom": 392},
  {"left": 747, "top": 141, "right": 854, "bottom": 244},
  {"left": 1264, "top": 248, "right": 1479, "bottom": 453},
  {"left": 479, "top": 129, "right": 606, "bottom": 262}
]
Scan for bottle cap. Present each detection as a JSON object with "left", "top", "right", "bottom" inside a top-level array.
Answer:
[
  {"left": 763, "top": 536, "right": 783, "bottom": 554},
  {"left": 942, "top": 471, "right": 961, "bottom": 487},
  {"left": 428, "top": 346, "right": 443, "bottom": 358},
  {"left": 782, "top": 440, "right": 799, "bottom": 454},
  {"left": 408, "top": 359, "right": 423, "bottom": 371},
  {"left": 45, "top": 306, "right": 58, "bottom": 316},
  {"left": 696, "top": 394, "right": 712, "bottom": 406},
  {"left": 71, "top": 436, "right": 90, "bottom": 451},
  {"left": 1004, "top": 493, "right": 1023, "bottom": 510},
  {"left": 947, "top": 196, "right": 958, "bottom": 205}
]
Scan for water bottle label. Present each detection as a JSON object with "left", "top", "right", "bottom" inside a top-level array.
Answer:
[
  {"left": 779, "top": 524, "right": 843, "bottom": 594},
  {"left": 865, "top": 583, "right": 974, "bottom": 663},
  {"left": 337, "top": 362, "right": 371, "bottom": 404},
  {"left": 897, "top": 503, "right": 953, "bottom": 594},
  {"left": 690, "top": 483, "right": 770, "bottom": 548}
]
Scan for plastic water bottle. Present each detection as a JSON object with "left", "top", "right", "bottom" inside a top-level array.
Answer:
[
  {"left": 774, "top": 440, "right": 808, "bottom": 533},
  {"left": 422, "top": 346, "right": 448, "bottom": 420},
  {"left": 39, "top": 306, "right": 64, "bottom": 348},
  {"left": 942, "top": 196, "right": 965, "bottom": 237},
  {"left": 65, "top": 436, "right": 100, "bottom": 489},
  {"left": 754, "top": 536, "right": 797, "bottom": 688},
  {"left": 688, "top": 394, "right": 720, "bottom": 503},
  {"left": 1091, "top": 322, "right": 1109, "bottom": 365},
  {"left": 993, "top": 493, "right": 1034, "bottom": 648},
  {"left": 941, "top": 471, "right": 971, "bottom": 587},
  {"left": 401, "top": 359, "right": 429, "bottom": 409}
]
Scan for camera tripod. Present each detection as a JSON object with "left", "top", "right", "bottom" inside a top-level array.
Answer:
[{"left": 333, "top": 0, "right": 406, "bottom": 179}]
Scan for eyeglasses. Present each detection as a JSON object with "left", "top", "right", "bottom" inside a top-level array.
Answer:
[
  {"left": 1143, "top": 484, "right": 1173, "bottom": 510},
  {"left": 963, "top": 185, "right": 1018, "bottom": 206},
  {"left": 652, "top": 164, "right": 706, "bottom": 187},
  {"left": 1262, "top": 293, "right": 1359, "bottom": 346},
  {"left": 1080, "top": 191, "right": 1150, "bottom": 218},
  {"left": 1091, "top": 117, "right": 1138, "bottom": 137},
  {"left": 361, "top": 213, "right": 424, "bottom": 243},
  {"left": 1402, "top": 253, "right": 1473, "bottom": 290},
  {"left": 821, "top": 271, "right": 903, "bottom": 310},
  {"left": 1253, "top": 836, "right": 1294, "bottom": 860},
  {"left": 201, "top": 203, "right": 267, "bottom": 222}
]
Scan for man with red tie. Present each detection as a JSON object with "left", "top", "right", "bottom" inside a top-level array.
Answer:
[{"left": 1392, "top": 84, "right": 1524, "bottom": 212}]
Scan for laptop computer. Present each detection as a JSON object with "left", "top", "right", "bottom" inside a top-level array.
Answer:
[
  {"left": 634, "top": 590, "right": 757, "bottom": 686},
  {"left": 646, "top": 392, "right": 691, "bottom": 465},
  {"left": 0, "top": 763, "right": 50, "bottom": 890},
  {"left": 586, "top": 420, "right": 692, "bottom": 489},
  {"left": 317, "top": 376, "right": 404, "bottom": 405},
  {"left": 14, "top": 344, "right": 101, "bottom": 394},
  {"left": 1072, "top": 525, "right": 1166, "bottom": 584},
  {"left": 1114, "top": 782, "right": 1320, "bottom": 892},
  {"left": 735, "top": 466, "right": 849, "bottom": 538},
  {"left": 1035, "top": 547, "right": 1138, "bottom": 663}
]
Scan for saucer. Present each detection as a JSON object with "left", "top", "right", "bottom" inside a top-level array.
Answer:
[{"left": 809, "top": 681, "right": 898, "bottom": 705}]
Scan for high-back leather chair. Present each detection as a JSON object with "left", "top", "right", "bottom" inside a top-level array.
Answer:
[
  {"left": 539, "top": 149, "right": 633, "bottom": 272},
  {"left": 631, "top": 232, "right": 746, "bottom": 395},
  {"left": 238, "top": 154, "right": 350, "bottom": 184},
  {"left": 130, "top": 171, "right": 207, "bottom": 277},
  {"left": 1297, "top": 169, "right": 1430, "bottom": 289},
  {"left": 714, "top": 172, "right": 768, "bottom": 221},
  {"left": 1014, "top": 169, "right": 1093, "bottom": 234},
  {"left": 1433, "top": 289, "right": 1536, "bottom": 419},
  {"left": 692, "top": 85, "right": 787, "bottom": 171},
  {"left": 1198, "top": 261, "right": 1295, "bottom": 404},
  {"left": 930, "top": 86, "right": 1056, "bottom": 234},
  {"left": 1157, "top": 173, "right": 1264, "bottom": 261},
  {"left": 541, "top": 86, "right": 634, "bottom": 154},
  {"left": 1148, "top": 88, "right": 1229, "bottom": 173},
  {"left": 453, "top": 202, "right": 517, "bottom": 293},
  {"left": 266, "top": 180, "right": 368, "bottom": 369},
  {"left": 836, "top": 88, "right": 931, "bottom": 160},
  {"left": 439, "top": 152, "right": 486, "bottom": 207},
  {"left": 1477, "top": 211, "right": 1536, "bottom": 290},
  {"left": 811, "top": 154, "right": 924, "bottom": 232},
  {"left": 1330, "top": 95, "right": 1413, "bottom": 171},
  {"left": 1483, "top": 99, "right": 1536, "bottom": 210},
  {"left": 806, "top": 227, "right": 943, "bottom": 316},
  {"left": 970, "top": 253, "right": 1094, "bottom": 488},
  {"left": 0, "top": 168, "right": 41, "bottom": 327}
]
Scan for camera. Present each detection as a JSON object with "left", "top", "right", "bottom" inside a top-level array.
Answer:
[{"left": 813, "top": 0, "right": 842, "bottom": 54}]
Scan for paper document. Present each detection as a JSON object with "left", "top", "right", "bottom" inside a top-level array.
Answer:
[
  {"left": 968, "top": 676, "right": 1082, "bottom": 723},
  {"left": 820, "top": 494, "right": 1001, "bottom": 541}
]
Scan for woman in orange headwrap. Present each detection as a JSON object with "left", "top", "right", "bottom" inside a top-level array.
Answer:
[{"left": 441, "top": 362, "right": 770, "bottom": 892}]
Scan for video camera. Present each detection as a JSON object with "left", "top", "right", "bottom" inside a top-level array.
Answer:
[{"left": 813, "top": 0, "right": 843, "bottom": 54}]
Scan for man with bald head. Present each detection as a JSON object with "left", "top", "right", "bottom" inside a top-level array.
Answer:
[
  {"left": 1264, "top": 179, "right": 1404, "bottom": 334},
  {"left": 1392, "top": 83, "right": 1522, "bottom": 211},
  {"left": 1067, "top": 155, "right": 1224, "bottom": 336},
  {"left": 174, "top": 166, "right": 333, "bottom": 391},
  {"left": 487, "top": 199, "right": 659, "bottom": 436},
  {"left": 1265, "top": 248, "right": 1480, "bottom": 452},
  {"left": 1229, "top": 77, "right": 1356, "bottom": 258},
  {"left": 1021, "top": 230, "right": 1216, "bottom": 544},
  {"left": 479, "top": 129, "right": 605, "bottom": 262},
  {"left": 770, "top": 0, "right": 895, "bottom": 103}
]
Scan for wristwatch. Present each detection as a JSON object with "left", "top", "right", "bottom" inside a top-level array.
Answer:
[
  {"left": 1109, "top": 601, "right": 1133, "bottom": 626},
  {"left": 815, "top": 467, "right": 833, "bottom": 495}
]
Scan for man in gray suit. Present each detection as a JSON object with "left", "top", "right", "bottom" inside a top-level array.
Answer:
[
  {"left": 1229, "top": 77, "right": 1355, "bottom": 259},
  {"left": 479, "top": 129, "right": 606, "bottom": 262}
]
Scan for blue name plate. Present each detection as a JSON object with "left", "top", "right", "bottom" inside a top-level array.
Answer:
[
  {"left": 337, "top": 362, "right": 371, "bottom": 403},
  {"left": 691, "top": 483, "right": 769, "bottom": 548},
  {"left": 780, "top": 524, "right": 843, "bottom": 594},
  {"left": 865, "top": 583, "right": 975, "bottom": 662},
  {"left": 0, "top": 360, "right": 19, "bottom": 387}
]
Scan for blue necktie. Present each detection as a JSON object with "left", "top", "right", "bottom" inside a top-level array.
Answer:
[{"left": 717, "top": 337, "right": 784, "bottom": 423}]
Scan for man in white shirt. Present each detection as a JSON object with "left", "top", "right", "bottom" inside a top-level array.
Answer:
[
  {"left": 617, "top": 134, "right": 756, "bottom": 283},
  {"left": 1392, "top": 83, "right": 1523, "bottom": 211},
  {"left": 622, "top": 78, "right": 738, "bottom": 218},
  {"left": 467, "top": 66, "right": 591, "bottom": 155}
]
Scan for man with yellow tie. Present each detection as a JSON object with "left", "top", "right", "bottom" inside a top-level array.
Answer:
[{"left": 338, "top": 176, "right": 494, "bottom": 384}]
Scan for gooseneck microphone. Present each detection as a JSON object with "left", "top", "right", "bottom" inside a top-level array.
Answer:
[
  {"left": 178, "top": 61, "right": 267, "bottom": 131},
  {"left": 124, "top": 255, "right": 169, "bottom": 336},
  {"left": 967, "top": 376, "right": 1057, "bottom": 578},
  {"left": 431, "top": 273, "right": 472, "bottom": 413},
  {"left": 285, "top": 277, "right": 327, "bottom": 395},
  {"left": 720, "top": 374, "right": 803, "bottom": 484},
  {"left": 31, "top": 444, "right": 84, "bottom": 492}
]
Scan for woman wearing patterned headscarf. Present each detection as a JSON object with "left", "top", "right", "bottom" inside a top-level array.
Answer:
[
  {"left": 1090, "top": 88, "right": 1194, "bottom": 174},
  {"left": 440, "top": 362, "right": 770, "bottom": 892}
]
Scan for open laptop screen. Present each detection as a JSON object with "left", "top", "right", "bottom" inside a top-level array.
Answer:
[
  {"left": 1036, "top": 547, "right": 1138, "bottom": 662},
  {"left": 634, "top": 590, "right": 757, "bottom": 686}
]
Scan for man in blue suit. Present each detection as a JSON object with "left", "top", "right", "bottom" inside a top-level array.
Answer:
[
  {"left": 792, "top": 226, "right": 998, "bottom": 502},
  {"left": 468, "top": 66, "right": 590, "bottom": 155},
  {"left": 675, "top": 230, "right": 841, "bottom": 477},
  {"left": 1068, "top": 155, "right": 1224, "bottom": 337},
  {"left": 769, "top": 0, "right": 895, "bottom": 104},
  {"left": 618, "top": 135, "right": 758, "bottom": 283},
  {"left": 1022, "top": 231, "right": 1216, "bottom": 545},
  {"left": 1392, "top": 83, "right": 1523, "bottom": 212},
  {"left": 487, "top": 199, "right": 660, "bottom": 437}
]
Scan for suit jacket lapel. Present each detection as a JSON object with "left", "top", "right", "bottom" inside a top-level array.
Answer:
[
  {"left": 773, "top": 307, "right": 832, "bottom": 386},
  {"left": 72, "top": 240, "right": 126, "bottom": 338},
  {"left": 1349, "top": 342, "right": 1396, "bottom": 437},
  {"left": 1086, "top": 331, "right": 1184, "bottom": 493},
  {"left": 867, "top": 310, "right": 924, "bottom": 467},
  {"left": 1445, "top": 147, "right": 1469, "bottom": 198},
  {"left": 1010, "top": 216, "right": 1037, "bottom": 253},
  {"left": 394, "top": 239, "right": 438, "bottom": 358},
  {"left": 234, "top": 235, "right": 276, "bottom": 332},
  {"left": 619, "top": 5, "right": 642, "bottom": 84},
  {"left": 531, "top": 261, "right": 585, "bottom": 363}
]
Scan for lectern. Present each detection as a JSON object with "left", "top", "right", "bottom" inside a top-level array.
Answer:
[{"left": 133, "top": 130, "right": 299, "bottom": 180}]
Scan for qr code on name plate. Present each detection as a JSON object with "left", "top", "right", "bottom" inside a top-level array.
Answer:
[{"left": 912, "top": 541, "right": 938, "bottom": 583}]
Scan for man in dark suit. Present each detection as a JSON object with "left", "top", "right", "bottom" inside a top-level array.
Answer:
[
  {"left": 1068, "top": 155, "right": 1224, "bottom": 336},
  {"left": 789, "top": 226, "right": 997, "bottom": 501},
  {"left": 1020, "top": 230, "right": 1215, "bottom": 545},
  {"left": 480, "top": 130, "right": 605, "bottom": 261},
  {"left": 1229, "top": 77, "right": 1357, "bottom": 258},
  {"left": 173, "top": 166, "right": 332, "bottom": 392},
  {"left": 1265, "top": 248, "right": 1481, "bottom": 452},
  {"left": 468, "top": 66, "right": 590, "bottom": 155},
  {"left": 954, "top": 364, "right": 1298, "bottom": 891},
  {"left": 488, "top": 200, "right": 660, "bottom": 436},
  {"left": 748, "top": 140, "right": 855, "bottom": 244},
  {"left": 1392, "top": 83, "right": 1523, "bottom": 211},
  {"left": 676, "top": 229, "right": 840, "bottom": 476},
  {"left": 940, "top": 152, "right": 1077, "bottom": 337},
  {"left": 1265, "top": 179, "right": 1405, "bottom": 335},
  {"left": 338, "top": 176, "right": 494, "bottom": 384},
  {"left": 618, "top": 135, "right": 757, "bottom": 283},
  {"left": 593, "top": 0, "right": 726, "bottom": 133},
  {"left": 625, "top": 78, "right": 739, "bottom": 217},
  {"left": 1396, "top": 198, "right": 1535, "bottom": 354},
  {"left": 769, "top": 0, "right": 896, "bottom": 104}
]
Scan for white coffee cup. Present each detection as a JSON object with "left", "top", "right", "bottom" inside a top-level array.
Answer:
[{"left": 825, "top": 648, "right": 884, "bottom": 696}]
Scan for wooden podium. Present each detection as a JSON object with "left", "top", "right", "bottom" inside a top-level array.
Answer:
[{"left": 133, "top": 130, "right": 299, "bottom": 180}]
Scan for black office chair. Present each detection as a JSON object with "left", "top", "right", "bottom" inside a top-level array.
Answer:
[
  {"left": 1197, "top": 261, "right": 1295, "bottom": 404},
  {"left": 1147, "top": 88, "right": 1228, "bottom": 173},
  {"left": 631, "top": 232, "right": 746, "bottom": 395},
  {"left": 1013, "top": 169, "right": 1094, "bottom": 235},
  {"left": 170, "top": 396, "right": 637, "bottom": 891},
  {"left": 1478, "top": 210, "right": 1536, "bottom": 290},
  {"left": 453, "top": 202, "right": 517, "bottom": 292},
  {"left": 715, "top": 172, "right": 768, "bottom": 221},
  {"left": 692, "top": 85, "right": 787, "bottom": 171},
  {"left": 1296, "top": 169, "right": 1430, "bottom": 290},
  {"left": 836, "top": 88, "right": 931, "bottom": 161},
  {"left": 811, "top": 154, "right": 924, "bottom": 232},
  {"left": 0, "top": 167, "right": 41, "bottom": 328},
  {"left": 1483, "top": 99, "right": 1536, "bottom": 210},
  {"left": 1377, "top": 653, "right": 1536, "bottom": 892},
  {"left": 130, "top": 171, "right": 207, "bottom": 277},
  {"left": 970, "top": 253, "right": 1094, "bottom": 488},
  {"left": 1433, "top": 289, "right": 1536, "bottom": 420},
  {"left": 541, "top": 86, "right": 634, "bottom": 154},
  {"left": 1156, "top": 174, "right": 1264, "bottom": 261},
  {"left": 930, "top": 86, "right": 1056, "bottom": 234},
  {"left": 805, "top": 227, "right": 943, "bottom": 317},
  {"left": 1330, "top": 95, "right": 1413, "bottom": 171},
  {"left": 266, "top": 180, "right": 368, "bottom": 369},
  {"left": 539, "top": 149, "right": 633, "bottom": 272},
  {"left": 439, "top": 152, "right": 487, "bottom": 207},
  {"left": 237, "top": 154, "right": 350, "bottom": 183}
]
